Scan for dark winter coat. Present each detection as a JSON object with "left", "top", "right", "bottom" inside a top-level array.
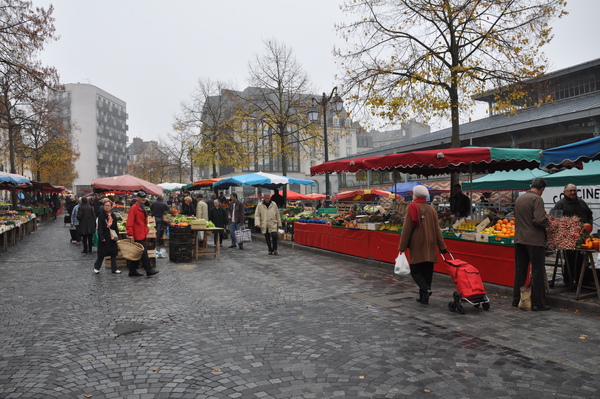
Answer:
[
  {"left": 552, "top": 196, "right": 593, "bottom": 224},
  {"left": 209, "top": 206, "right": 228, "bottom": 228},
  {"left": 77, "top": 203, "right": 96, "bottom": 236},
  {"left": 97, "top": 210, "right": 118, "bottom": 258}
]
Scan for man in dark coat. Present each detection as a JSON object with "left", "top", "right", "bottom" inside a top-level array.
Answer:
[
  {"left": 552, "top": 183, "right": 594, "bottom": 286},
  {"left": 77, "top": 197, "right": 96, "bottom": 254},
  {"left": 513, "top": 177, "right": 550, "bottom": 311},
  {"left": 209, "top": 200, "right": 228, "bottom": 248},
  {"left": 150, "top": 196, "right": 170, "bottom": 246},
  {"left": 449, "top": 184, "right": 471, "bottom": 217},
  {"left": 270, "top": 188, "right": 285, "bottom": 208}
]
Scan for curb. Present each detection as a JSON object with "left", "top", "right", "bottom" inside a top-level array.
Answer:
[{"left": 262, "top": 234, "right": 600, "bottom": 317}]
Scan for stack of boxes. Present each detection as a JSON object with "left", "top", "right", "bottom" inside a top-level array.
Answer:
[{"left": 169, "top": 224, "right": 193, "bottom": 263}]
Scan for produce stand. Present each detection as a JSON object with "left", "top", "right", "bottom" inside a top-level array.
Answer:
[
  {"left": 192, "top": 228, "right": 224, "bottom": 261},
  {"left": 0, "top": 209, "right": 37, "bottom": 256},
  {"left": 294, "top": 222, "right": 516, "bottom": 287},
  {"left": 575, "top": 249, "right": 600, "bottom": 300}
]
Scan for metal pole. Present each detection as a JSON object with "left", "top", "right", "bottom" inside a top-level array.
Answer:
[{"left": 323, "top": 94, "right": 330, "bottom": 203}]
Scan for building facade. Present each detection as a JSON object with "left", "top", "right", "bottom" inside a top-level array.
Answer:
[
  {"left": 332, "top": 58, "right": 600, "bottom": 191},
  {"left": 64, "top": 83, "right": 128, "bottom": 194}
]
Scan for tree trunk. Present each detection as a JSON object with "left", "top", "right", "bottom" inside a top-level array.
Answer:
[{"left": 449, "top": 74, "right": 461, "bottom": 189}]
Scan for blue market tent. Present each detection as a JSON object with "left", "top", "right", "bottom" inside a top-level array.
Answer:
[
  {"left": 540, "top": 136, "right": 600, "bottom": 170},
  {"left": 0, "top": 172, "right": 31, "bottom": 186},
  {"left": 387, "top": 181, "right": 446, "bottom": 196},
  {"left": 213, "top": 172, "right": 315, "bottom": 190}
]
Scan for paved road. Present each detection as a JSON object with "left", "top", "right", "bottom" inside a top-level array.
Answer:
[{"left": 1, "top": 220, "right": 599, "bottom": 398}]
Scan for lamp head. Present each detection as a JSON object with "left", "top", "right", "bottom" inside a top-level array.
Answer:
[{"left": 308, "top": 105, "right": 319, "bottom": 122}]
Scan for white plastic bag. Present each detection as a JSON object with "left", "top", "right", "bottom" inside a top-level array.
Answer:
[{"left": 394, "top": 252, "right": 410, "bottom": 275}]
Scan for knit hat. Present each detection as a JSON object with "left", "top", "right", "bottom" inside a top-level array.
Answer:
[{"left": 413, "top": 185, "right": 429, "bottom": 199}]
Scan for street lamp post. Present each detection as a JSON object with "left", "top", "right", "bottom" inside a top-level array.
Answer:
[{"left": 308, "top": 87, "right": 343, "bottom": 203}]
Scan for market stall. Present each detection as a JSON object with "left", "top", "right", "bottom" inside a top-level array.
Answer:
[{"left": 298, "top": 147, "right": 547, "bottom": 287}]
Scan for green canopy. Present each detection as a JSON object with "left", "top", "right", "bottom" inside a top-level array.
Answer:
[
  {"left": 469, "top": 160, "right": 600, "bottom": 191},
  {"left": 544, "top": 160, "right": 600, "bottom": 186},
  {"left": 468, "top": 169, "right": 548, "bottom": 191}
]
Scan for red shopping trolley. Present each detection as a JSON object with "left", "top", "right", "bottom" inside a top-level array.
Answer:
[{"left": 442, "top": 252, "right": 490, "bottom": 314}]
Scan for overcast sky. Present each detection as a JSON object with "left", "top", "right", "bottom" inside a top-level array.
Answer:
[{"left": 37, "top": 0, "right": 600, "bottom": 143}]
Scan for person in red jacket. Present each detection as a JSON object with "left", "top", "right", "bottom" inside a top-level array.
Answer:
[{"left": 126, "top": 190, "right": 159, "bottom": 277}]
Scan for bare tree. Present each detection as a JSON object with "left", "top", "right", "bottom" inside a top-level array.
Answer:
[
  {"left": 174, "top": 79, "right": 246, "bottom": 179},
  {"left": 0, "top": 0, "right": 60, "bottom": 175},
  {"left": 160, "top": 127, "right": 195, "bottom": 184},
  {"left": 20, "top": 91, "right": 79, "bottom": 183},
  {"left": 336, "top": 0, "right": 568, "bottom": 149},
  {"left": 242, "top": 39, "right": 321, "bottom": 177}
]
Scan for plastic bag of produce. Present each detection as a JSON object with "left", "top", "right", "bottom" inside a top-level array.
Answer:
[{"left": 394, "top": 252, "right": 410, "bottom": 275}]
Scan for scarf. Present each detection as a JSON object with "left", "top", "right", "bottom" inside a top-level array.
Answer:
[
  {"left": 106, "top": 211, "right": 113, "bottom": 228},
  {"left": 138, "top": 200, "right": 148, "bottom": 216},
  {"left": 408, "top": 198, "right": 428, "bottom": 228}
]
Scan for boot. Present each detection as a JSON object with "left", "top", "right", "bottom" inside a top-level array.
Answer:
[
  {"left": 129, "top": 269, "right": 143, "bottom": 277},
  {"left": 416, "top": 289, "right": 425, "bottom": 304}
]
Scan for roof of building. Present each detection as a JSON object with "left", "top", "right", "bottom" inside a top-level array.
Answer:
[{"left": 349, "top": 91, "right": 600, "bottom": 158}]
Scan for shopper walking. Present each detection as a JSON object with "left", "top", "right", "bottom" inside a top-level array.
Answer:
[
  {"left": 93, "top": 200, "right": 121, "bottom": 274},
  {"left": 126, "top": 190, "right": 159, "bottom": 277},
  {"left": 513, "top": 177, "right": 550, "bottom": 311},
  {"left": 228, "top": 193, "right": 245, "bottom": 249},
  {"left": 254, "top": 193, "right": 282, "bottom": 255},
  {"left": 398, "top": 186, "right": 448, "bottom": 305},
  {"left": 196, "top": 194, "right": 209, "bottom": 221},
  {"left": 209, "top": 199, "right": 228, "bottom": 248},
  {"left": 71, "top": 198, "right": 82, "bottom": 246},
  {"left": 77, "top": 197, "right": 96, "bottom": 254},
  {"left": 150, "top": 195, "right": 170, "bottom": 246}
]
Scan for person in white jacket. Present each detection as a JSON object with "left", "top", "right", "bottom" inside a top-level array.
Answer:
[{"left": 254, "top": 193, "right": 282, "bottom": 255}]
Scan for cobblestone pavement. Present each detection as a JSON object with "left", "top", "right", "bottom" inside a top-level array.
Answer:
[{"left": 1, "top": 221, "right": 599, "bottom": 399}]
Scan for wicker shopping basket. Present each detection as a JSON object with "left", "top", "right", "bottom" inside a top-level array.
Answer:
[{"left": 117, "top": 239, "right": 145, "bottom": 261}]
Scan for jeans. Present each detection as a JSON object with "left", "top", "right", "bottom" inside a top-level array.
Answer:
[
  {"left": 128, "top": 240, "right": 152, "bottom": 272},
  {"left": 155, "top": 217, "right": 164, "bottom": 244},
  {"left": 230, "top": 222, "right": 243, "bottom": 247},
  {"left": 94, "top": 254, "right": 117, "bottom": 272},
  {"left": 264, "top": 231, "right": 278, "bottom": 252}
]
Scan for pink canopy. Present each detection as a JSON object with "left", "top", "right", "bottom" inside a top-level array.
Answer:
[{"left": 91, "top": 174, "right": 163, "bottom": 197}]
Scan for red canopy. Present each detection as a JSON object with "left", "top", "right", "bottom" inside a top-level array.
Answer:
[
  {"left": 91, "top": 174, "right": 163, "bottom": 197},
  {"left": 310, "top": 156, "right": 382, "bottom": 175},
  {"left": 305, "top": 193, "right": 326, "bottom": 200},
  {"left": 361, "top": 147, "right": 541, "bottom": 177},
  {"left": 247, "top": 190, "right": 309, "bottom": 201},
  {"left": 286, "top": 190, "right": 309, "bottom": 200},
  {"left": 333, "top": 189, "right": 399, "bottom": 201},
  {"left": 185, "top": 178, "right": 222, "bottom": 190}
]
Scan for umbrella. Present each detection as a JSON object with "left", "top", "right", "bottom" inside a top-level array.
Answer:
[
  {"left": 183, "top": 178, "right": 223, "bottom": 191},
  {"left": 310, "top": 156, "right": 383, "bottom": 175},
  {"left": 157, "top": 182, "right": 186, "bottom": 191},
  {"left": 333, "top": 189, "right": 398, "bottom": 201},
  {"left": 213, "top": 172, "right": 315, "bottom": 190},
  {"left": 305, "top": 193, "right": 326, "bottom": 200},
  {"left": 0, "top": 172, "right": 32, "bottom": 186},
  {"left": 286, "top": 190, "right": 309, "bottom": 200},
  {"left": 361, "top": 147, "right": 541, "bottom": 176},
  {"left": 540, "top": 136, "right": 600, "bottom": 170},
  {"left": 91, "top": 174, "right": 163, "bottom": 197}
]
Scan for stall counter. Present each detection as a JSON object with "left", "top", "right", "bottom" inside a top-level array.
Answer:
[{"left": 294, "top": 222, "right": 515, "bottom": 287}]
